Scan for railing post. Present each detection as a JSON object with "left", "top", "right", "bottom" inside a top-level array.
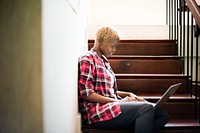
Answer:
[
  {"left": 169, "top": 0, "right": 200, "bottom": 122},
  {"left": 190, "top": 15, "right": 194, "bottom": 96},
  {"left": 194, "top": 24, "right": 199, "bottom": 122}
]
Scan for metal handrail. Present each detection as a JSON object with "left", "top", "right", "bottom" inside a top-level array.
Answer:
[
  {"left": 185, "top": 0, "right": 200, "bottom": 28},
  {"left": 168, "top": 0, "right": 200, "bottom": 122}
]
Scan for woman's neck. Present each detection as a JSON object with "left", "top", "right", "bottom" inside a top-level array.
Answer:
[{"left": 92, "top": 43, "right": 102, "bottom": 57}]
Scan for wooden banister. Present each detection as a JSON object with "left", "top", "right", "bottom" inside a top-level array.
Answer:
[{"left": 185, "top": 0, "right": 200, "bottom": 27}]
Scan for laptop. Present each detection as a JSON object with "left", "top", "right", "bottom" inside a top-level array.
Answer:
[{"left": 153, "top": 83, "right": 182, "bottom": 108}]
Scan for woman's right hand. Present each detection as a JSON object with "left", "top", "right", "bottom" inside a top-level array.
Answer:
[
  {"left": 120, "top": 96, "right": 138, "bottom": 102},
  {"left": 120, "top": 96, "right": 146, "bottom": 102}
]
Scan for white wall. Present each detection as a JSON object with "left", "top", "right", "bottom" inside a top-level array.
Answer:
[
  {"left": 42, "top": 0, "right": 90, "bottom": 133},
  {"left": 88, "top": 25, "right": 169, "bottom": 39},
  {"left": 89, "top": 0, "right": 169, "bottom": 39},
  {"left": 90, "top": 0, "right": 166, "bottom": 25}
]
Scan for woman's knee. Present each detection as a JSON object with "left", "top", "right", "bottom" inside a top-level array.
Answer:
[
  {"left": 133, "top": 102, "right": 155, "bottom": 116},
  {"left": 141, "top": 102, "right": 154, "bottom": 112}
]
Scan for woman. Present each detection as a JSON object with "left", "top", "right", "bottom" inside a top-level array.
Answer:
[{"left": 78, "top": 26, "right": 169, "bottom": 133}]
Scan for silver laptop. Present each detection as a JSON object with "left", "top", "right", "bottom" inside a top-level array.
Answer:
[{"left": 154, "top": 83, "right": 182, "bottom": 108}]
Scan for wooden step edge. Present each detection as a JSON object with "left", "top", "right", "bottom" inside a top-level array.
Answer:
[
  {"left": 115, "top": 74, "right": 189, "bottom": 79},
  {"left": 109, "top": 55, "right": 180, "bottom": 60},
  {"left": 81, "top": 118, "right": 200, "bottom": 132},
  {"left": 88, "top": 39, "right": 177, "bottom": 43},
  {"left": 138, "top": 94, "right": 196, "bottom": 102},
  {"left": 165, "top": 118, "right": 200, "bottom": 130}
]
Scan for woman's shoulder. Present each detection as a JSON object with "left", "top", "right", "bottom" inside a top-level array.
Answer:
[{"left": 79, "top": 50, "right": 96, "bottom": 61}]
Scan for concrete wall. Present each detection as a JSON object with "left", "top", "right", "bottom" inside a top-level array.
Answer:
[{"left": 0, "top": 0, "right": 43, "bottom": 133}]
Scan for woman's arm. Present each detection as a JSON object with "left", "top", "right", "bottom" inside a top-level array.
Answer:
[
  {"left": 117, "top": 91, "right": 136, "bottom": 98},
  {"left": 85, "top": 92, "right": 120, "bottom": 104},
  {"left": 85, "top": 91, "right": 146, "bottom": 103}
]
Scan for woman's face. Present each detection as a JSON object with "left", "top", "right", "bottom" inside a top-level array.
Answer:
[{"left": 99, "top": 41, "right": 118, "bottom": 58}]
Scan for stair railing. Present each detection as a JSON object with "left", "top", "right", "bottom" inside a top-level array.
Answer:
[{"left": 168, "top": 0, "right": 200, "bottom": 122}]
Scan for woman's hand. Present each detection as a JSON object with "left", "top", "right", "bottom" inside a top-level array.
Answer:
[
  {"left": 120, "top": 96, "right": 133, "bottom": 102},
  {"left": 117, "top": 91, "right": 147, "bottom": 102},
  {"left": 129, "top": 93, "right": 146, "bottom": 102},
  {"left": 119, "top": 93, "right": 147, "bottom": 102}
]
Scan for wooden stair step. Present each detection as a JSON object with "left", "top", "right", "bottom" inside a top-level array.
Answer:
[
  {"left": 138, "top": 94, "right": 195, "bottom": 102},
  {"left": 109, "top": 57, "right": 181, "bottom": 74},
  {"left": 163, "top": 102, "right": 196, "bottom": 119},
  {"left": 88, "top": 40, "right": 178, "bottom": 56},
  {"left": 82, "top": 118, "right": 200, "bottom": 133},
  {"left": 138, "top": 94, "right": 196, "bottom": 119},
  {"left": 115, "top": 74, "right": 189, "bottom": 79},
  {"left": 109, "top": 55, "right": 180, "bottom": 59},
  {"left": 82, "top": 124, "right": 134, "bottom": 133},
  {"left": 118, "top": 40, "right": 177, "bottom": 43},
  {"left": 164, "top": 118, "right": 200, "bottom": 130},
  {"left": 116, "top": 74, "right": 188, "bottom": 94},
  {"left": 88, "top": 39, "right": 177, "bottom": 43}
]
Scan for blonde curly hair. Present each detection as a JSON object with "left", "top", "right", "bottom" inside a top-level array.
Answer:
[{"left": 95, "top": 26, "right": 120, "bottom": 43}]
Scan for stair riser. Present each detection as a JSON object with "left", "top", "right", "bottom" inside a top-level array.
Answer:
[
  {"left": 110, "top": 59, "right": 181, "bottom": 74},
  {"left": 163, "top": 102, "right": 196, "bottom": 119},
  {"left": 117, "top": 79, "right": 187, "bottom": 94},
  {"left": 89, "top": 42, "right": 177, "bottom": 55},
  {"left": 144, "top": 99, "right": 196, "bottom": 119}
]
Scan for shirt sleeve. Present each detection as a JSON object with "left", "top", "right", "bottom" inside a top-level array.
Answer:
[{"left": 78, "top": 55, "right": 95, "bottom": 99}]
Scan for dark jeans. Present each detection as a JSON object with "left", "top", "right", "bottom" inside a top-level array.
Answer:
[{"left": 91, "top": 102, "right": 169, "bottom": 133}]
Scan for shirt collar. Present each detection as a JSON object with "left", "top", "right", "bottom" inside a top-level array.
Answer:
[{"left": 90, "top": 49, "right": 109, "bottom": 63}]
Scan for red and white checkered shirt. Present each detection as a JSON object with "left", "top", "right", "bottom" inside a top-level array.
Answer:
[{"left": 78, "top": 49, "right": 121, "bottom": 124}]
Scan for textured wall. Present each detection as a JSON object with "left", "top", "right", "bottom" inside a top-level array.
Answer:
[{"left": 0, "top": 0, "right": 43, "bottom": 133}]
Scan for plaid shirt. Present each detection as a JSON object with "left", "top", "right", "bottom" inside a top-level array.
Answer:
[{"left": 78, "top": 49, "right": 121, "bottom": 124}]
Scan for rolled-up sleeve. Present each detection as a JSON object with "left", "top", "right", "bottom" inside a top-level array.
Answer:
[{"left": 78, "top": 56, "right": 95, "bottom": 99}]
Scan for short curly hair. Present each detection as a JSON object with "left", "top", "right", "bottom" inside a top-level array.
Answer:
[{"left": 95, "top": 26, "right": 120, "bottom": 43}]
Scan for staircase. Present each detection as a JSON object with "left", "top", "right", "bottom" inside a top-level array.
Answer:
[{"left": 81, "top": 40, "right": 200, "bottom": 133}]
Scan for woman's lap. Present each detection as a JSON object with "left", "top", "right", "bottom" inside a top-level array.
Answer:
[{"left": 91, "top": 101, "right": 169, "bottom": 133}]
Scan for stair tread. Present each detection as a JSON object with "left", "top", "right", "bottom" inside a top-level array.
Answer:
[
  {"left": 139, "top": 94, "right": 195, "bottom": 99},
  {"left": 88, "top": 39, "right": 177, "bottom": 43},
  {"left": 109, "top": 55, "right": 180, "bottom": 60},
  {"left": 116, "top": 74, "right": 189, "bottom": 79},
  {"left": 116, "top": 74, "right": 187, "bottom": 76},
  {"left": 88, "top": 39, "right": 178, "bottom": 56},
  {"left": 82, "top": 118, "right": 200, "bottom": 130},
  {"left": 138, "top": 94, "right": 196, "bottom": 102},
  {"left": 166, "top": 118, "right": 200, "bottom": 129}
]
